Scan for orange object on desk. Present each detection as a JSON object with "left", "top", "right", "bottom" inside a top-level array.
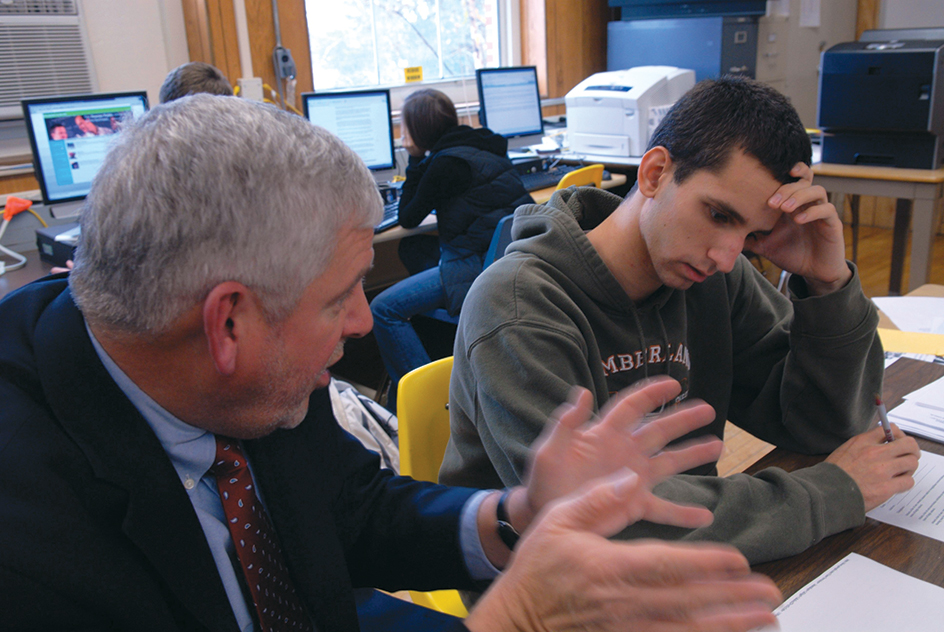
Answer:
[{"left": 2, "top": 196, "right": 33, "bottom": 221}]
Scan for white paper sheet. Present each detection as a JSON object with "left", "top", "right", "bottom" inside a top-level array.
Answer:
[
  {"left": 798, "top": 0, "right": 821, "bottom": 28},
  {"left": 884, "top": 350, "right": 944, "bottom": 366},
  {"left": 755, "top": 554, "right": 944, "bottom": 631},
  {"left": 867, "top": 450, "right": 944, "bottom": 540},
  {"left": 903, "top": 375, "right": 944, "bottom": 403},
  {"left": 888, "top": 378, "right": 944, "bottom": 443},
  {"left": 873, "top": 296, "right": 944, "bottom": 334}
]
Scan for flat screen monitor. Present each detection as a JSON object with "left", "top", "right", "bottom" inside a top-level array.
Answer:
[
  {"left": 21, "top": 91, "right": 150, "bottom": 207},
  {"left": 302, "top": 89, "right": 396, "bottom": 171},
  {"left": 476, "top": 66, "right": 544, "bottom": 139}
]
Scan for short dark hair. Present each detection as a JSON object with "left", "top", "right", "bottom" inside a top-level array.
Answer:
[
  {"left": 159, "top": 62, "right": 233, "bottom": 104},
  {"left": 647, "top": 76, "right": 811, "bottom": 184},
  {"left": 401, "top": 89, "right": 458, "bottom": 152}
]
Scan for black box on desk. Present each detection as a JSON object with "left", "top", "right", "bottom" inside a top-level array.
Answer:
[
  {"left": 36, "top": 223, "right": 79, "bottom": 268},
  {"left": 821, "top": 131, "right": 944, "bottom": 169},
  {"left": 818, "top": 31, "right": 944, "bottom": 169}
]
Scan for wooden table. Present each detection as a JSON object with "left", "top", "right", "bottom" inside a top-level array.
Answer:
[
  {"left": 750, "top": 357, "right": 944, "bottom": 598},
  {"left": 812, "top": 162, "right": 944, "bottom": 294}
]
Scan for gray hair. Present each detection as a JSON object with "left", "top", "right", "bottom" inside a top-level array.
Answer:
[{"left": 69, "top": 94, "right": 383, "bottom": 334}]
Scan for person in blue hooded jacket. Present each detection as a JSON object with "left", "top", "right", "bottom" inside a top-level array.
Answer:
[{"left": 371, "top": 89, "right": 532, "bottom": 410}]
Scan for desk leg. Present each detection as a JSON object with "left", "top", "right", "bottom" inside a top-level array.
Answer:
[
  {"left": 908, "top": 197, "right": 935, "bottom": 292},
  {"left": 889, "top": 199, "right": 911, "bottom": 296}
]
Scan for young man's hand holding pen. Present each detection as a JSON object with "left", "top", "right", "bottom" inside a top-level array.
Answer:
[{"left": 826, "top": 423, "right": 921, "bottom": 512}]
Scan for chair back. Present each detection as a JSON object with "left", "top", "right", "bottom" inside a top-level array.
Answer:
[
  {"left": 556, "top": 163, "right": 604, "bottom": 190},
  {"left": 397, "top": 356, "right": 455, "bottom": 483},
  {"left": 419, "top": 214, "right": 515, "bottom": 325},
  {"left": 396, "top": 356, "right": 468, "bottom": 618},
  {"left": 483, "top": 213, "right": 516, "bottom": 267}
]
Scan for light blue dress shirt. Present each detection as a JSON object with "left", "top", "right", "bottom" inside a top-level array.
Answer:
[{"left": 86, "top": 323, "right": 497, "bottom": 631}]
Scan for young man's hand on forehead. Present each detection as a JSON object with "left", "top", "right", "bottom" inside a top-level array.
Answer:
[{"left": 748, "top": 162, "right": 852, "bottom": 295}]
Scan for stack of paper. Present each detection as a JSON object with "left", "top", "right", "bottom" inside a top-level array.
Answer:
[
  {"left": 887, "top": 376, "right": 944, "bottom": 443},
  {"left": 755, "top": 553, "right": 944, "bottom": 631}
]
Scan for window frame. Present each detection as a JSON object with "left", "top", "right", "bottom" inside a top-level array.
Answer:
[{"left": 306, "top": 0, "right": 521, "bottom": 115}]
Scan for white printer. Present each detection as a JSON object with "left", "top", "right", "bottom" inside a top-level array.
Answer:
[{"left": 565, "top": 66, "right": 696, "bottom": 157}]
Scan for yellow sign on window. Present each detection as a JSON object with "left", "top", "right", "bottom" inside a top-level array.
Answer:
[{"left": 404, "top": 66, "right": 424, "bottom": 83}]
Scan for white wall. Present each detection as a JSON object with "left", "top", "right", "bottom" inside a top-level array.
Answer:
[
  {"left": 880, "top": 0, "right": 944, "bottom": 29},
  {"left": 756, "top": 0, "right": 858, "bottom": 128},
  {"left": 82, "top": 0, "right": 190, "bottom": 105}
]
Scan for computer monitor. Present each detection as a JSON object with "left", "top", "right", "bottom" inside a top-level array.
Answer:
[
  {"left": 21, "top": 91, "right": 150, "bottom": 209},
  {"left": 302, "top": 89, "right": 396, "bottom": 171},
  {"left": 476, "top": 66, "right": 544, "bottom": 140}
]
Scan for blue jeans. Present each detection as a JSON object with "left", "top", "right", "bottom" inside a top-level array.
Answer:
[{"left": 370, "top": 267, "right": 446, "bottom": 411}]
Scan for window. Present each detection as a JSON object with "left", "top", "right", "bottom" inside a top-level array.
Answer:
[{"left": 305, "top": 0, "right": 504, "bottom": 91}]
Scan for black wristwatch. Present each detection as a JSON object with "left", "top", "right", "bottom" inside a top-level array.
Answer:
[{"left": 496, "top": 489, "right": 521, "bottom": 550}]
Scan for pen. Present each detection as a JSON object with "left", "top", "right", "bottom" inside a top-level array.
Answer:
[{"left": 875, "top": 395, "right": 895, "bottom": 443}]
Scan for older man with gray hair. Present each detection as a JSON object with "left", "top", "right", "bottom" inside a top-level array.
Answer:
[{"left": 0, "top": 94, "right": 780, "bottom": 632}]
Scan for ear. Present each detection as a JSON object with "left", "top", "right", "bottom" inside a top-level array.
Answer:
[
  {"left": 202, "top": 281, "right": 254, "bottom": 376},
  {"left": 636, "top": 147, "right": 673, "bottom": 198}
]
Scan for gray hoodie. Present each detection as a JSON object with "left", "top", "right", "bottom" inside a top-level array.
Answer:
[{"left": 441, "top": 186, "right": 883, "bottom": 564}]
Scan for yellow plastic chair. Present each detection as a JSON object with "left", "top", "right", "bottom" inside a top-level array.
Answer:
[
  {"left": 556, "top": 163, "right": 604, "bottom": 190},
  {"left": 396, "top": 356, "right": 468, "bottom": 618}
]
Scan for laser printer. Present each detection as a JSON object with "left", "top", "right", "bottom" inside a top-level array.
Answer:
[
  {"left": 565, "top": 66, "right": 696, "bottom": 157},
  {"left": 818, "top": 28, "right": 944, "bottom": 169}
]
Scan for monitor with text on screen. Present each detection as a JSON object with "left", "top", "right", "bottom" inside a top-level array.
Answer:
[
  {"left": 22, "top": 92, "right": 150, "bottom": 208},
  {"left": 476, "top": 66, "right": 544, "bottom": 139},
  {"left": 302, "top": 89, "right": 396, "bottom": 171}
]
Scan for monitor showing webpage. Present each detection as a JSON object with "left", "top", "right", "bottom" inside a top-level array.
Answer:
[
  {"left": 302, "top": 89, "right": 395, "bottom": 171},
  {"left": 476, "top": 66, "right": 544, "bottom": 139},
  {"left": 22, "top": 92, "right": 150, "bottom": 206}
]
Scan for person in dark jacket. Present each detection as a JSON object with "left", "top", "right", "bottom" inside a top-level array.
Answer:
[{"left": 371, "top": 89, "right": 532, "bottom": 410}]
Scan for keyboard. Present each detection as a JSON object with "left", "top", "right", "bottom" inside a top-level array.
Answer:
[
  {"left": 519, "top": 165, "right": 581, "bottom": 191},
  {"left": 518, "top": 165, "right": 612, "bottom": 192},
  {"left": 374, "top": 201, "right": 399, "bottom": 234}
]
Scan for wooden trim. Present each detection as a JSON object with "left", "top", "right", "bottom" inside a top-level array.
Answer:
[
  {"left": 245, "top": 0, "right": 313, "bottom": 113},
  {"left": 180, "top": 0, "right": 242, "bottom": 83},
  {"left": 856, "top": 0, "right": 880, "bottom": 40},
  {"left": 181, "top": 0, "right": 212, "bottom": 63},
  {"left": 206, "top": 0, "right": 242, "bottom": 85},
  {"left": 521, "top": 0, "right": 548, "bottom": 96},
  {"left": 0, "top": 174, "right": 40, "bottom": 197},
  {"left": 522, "top": 0, "right": 610, "bottom": 100}
]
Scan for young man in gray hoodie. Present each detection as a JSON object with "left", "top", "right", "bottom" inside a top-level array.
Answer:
[{"left": 441, "top": 76, "right": 921, "bottom": 564}]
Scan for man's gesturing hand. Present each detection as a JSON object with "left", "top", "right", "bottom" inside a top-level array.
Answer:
[
  {"left": 467, "top": 470, "right": 782, "bottom": 632},
  {"left": 521, "top": 376, "right": 723, "bottom": 530}
]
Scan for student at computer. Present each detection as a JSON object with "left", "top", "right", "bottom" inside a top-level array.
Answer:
[{"left": 370, "top": 88, "right": 532, "bottom": 411}]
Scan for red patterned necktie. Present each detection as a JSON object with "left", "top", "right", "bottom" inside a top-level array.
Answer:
[{"left": 211, "top": 436, "right": 314, "bottom": 632}]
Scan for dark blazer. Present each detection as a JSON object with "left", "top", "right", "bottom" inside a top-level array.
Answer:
[{"left": 0, "top": 277, "right": 478, "bottom": 631}]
